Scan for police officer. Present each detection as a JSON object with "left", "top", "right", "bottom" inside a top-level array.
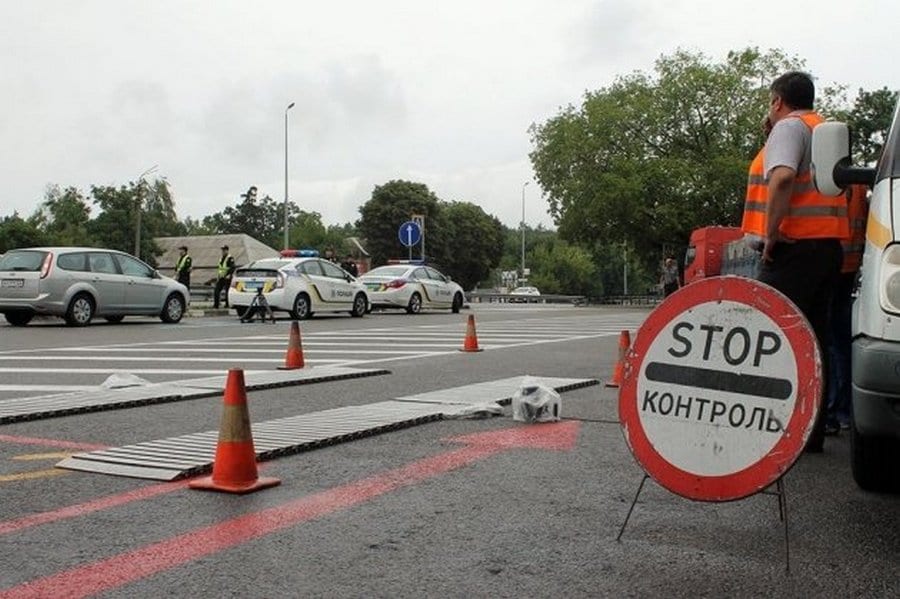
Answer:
[
  {"left": 213, "top": 245, "right": 236, "bottom": 309},
  {"left": 174, "top": 245, "right": 192, "bottom": 288}
]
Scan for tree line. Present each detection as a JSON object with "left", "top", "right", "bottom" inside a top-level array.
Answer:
[{"left": 3, "top": 46, "right": 896, "bottom": 296}]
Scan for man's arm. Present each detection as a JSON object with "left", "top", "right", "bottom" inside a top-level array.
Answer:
[{"left": 762, "top": 165, "right": 796, "bottom": 262}]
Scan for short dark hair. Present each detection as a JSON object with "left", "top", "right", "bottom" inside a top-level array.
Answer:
[{"left": 770, "top": 71, "right": 814, "bottom": 110}]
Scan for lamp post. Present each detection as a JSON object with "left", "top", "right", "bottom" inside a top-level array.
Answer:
[
  {"left": 520, "top": 181, "right": 530, "bottom": 281},
  {"left": 283, "top": 102, "right": 295, "bottom": 250},
  {"left": 134, "top": 164, "right": 158, "bottom": 259}
]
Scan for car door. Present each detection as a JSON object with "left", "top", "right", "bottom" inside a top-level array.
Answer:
[
  {"left": 114, "top": 253, "right": 164, "bottom": 313},
  {"left": 86, "top": 252, "right": 125, "bottom": 313},
  {"left": 317, "top": 259, "right": 356, "bottom": 310},
  {"left": 423, "top": 267, "right": 453, "bottom": 308}
]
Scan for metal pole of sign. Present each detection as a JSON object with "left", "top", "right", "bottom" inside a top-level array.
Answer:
[{"left": 616, "top": 474, "right": 648, "bottom": 542}]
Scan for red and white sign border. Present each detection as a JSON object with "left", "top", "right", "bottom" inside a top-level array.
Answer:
[{"left": 619, "top": 276, "right": 821, "bottom": 502}]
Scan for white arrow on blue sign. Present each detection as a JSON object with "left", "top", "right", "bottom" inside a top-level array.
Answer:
[{"left": 398, "top": 221, "right": 422, "bottom": 247}]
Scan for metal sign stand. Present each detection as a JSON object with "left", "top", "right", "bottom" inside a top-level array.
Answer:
[{"left": 615, "top": 474, "right": 792, "bottom": 572}]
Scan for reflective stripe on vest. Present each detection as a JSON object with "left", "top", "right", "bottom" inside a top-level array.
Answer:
[
  {"left": 176, "top": 255, "right": 190, "bottom": 272},
  {"left": 841, "top": 184, "right": 868, "bottom": 273},
  {"left": 741, "top": 147, "right": 767, "bottom": 236},
  {"left": 778, "top": 112, "right": 850, "bottom": 240},
  {"left": 218, "top": 255, "right": 232, "bottom": 278}
]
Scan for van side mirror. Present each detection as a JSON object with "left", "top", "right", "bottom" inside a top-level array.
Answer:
[{"left": 812, "top": 122, "right": 877, "bottom": 194}]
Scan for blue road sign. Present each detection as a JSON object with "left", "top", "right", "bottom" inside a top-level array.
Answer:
[{"left": 398, "top": 221, "right": 422, "bottom": 247}]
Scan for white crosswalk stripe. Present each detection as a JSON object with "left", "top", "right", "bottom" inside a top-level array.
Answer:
[{"left": 0, "top": 314, "right": 646, "bottom": 400}]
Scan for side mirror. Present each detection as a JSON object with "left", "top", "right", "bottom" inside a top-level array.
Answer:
[
  {"left": 152, "top": 270, "right": 162, "bottom": 279},
  {"left": 812, "top": 122, "right": 876, "bottom": 194},
  {"left": 812, "top": 122, "right": 849, "bottom": 196}
]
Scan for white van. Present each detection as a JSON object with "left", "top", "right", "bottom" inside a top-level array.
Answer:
[{"left": 813, "top": 104, "right": 900, "bottom": 492}]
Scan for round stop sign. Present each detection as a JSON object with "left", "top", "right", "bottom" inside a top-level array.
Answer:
[{"left": 618, "top": 276, "right": 821, "bottom": 501}]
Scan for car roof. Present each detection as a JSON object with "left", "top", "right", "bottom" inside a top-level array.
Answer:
[{"left": 6, "top": 247, "right": 128, "bottom": 253}]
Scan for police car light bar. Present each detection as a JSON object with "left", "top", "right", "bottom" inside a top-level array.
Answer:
[{"left": 280, "top": 249, "right": 320, "bottom": 257}]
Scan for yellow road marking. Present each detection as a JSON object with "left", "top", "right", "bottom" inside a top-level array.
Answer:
[
  {"left": 0, "top": 469, "right": 68, "bottom": 482},
  {"left": 11, "top": 452, "right": 72, "bottom": 461}
]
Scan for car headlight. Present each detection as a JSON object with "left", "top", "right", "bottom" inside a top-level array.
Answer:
[{"left": 880, "top": 244, "right": 900, "bottom": 314}]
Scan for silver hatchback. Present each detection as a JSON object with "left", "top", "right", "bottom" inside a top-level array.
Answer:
[{"left": 0, "top": 247, "right": 189, "bottom": 326}]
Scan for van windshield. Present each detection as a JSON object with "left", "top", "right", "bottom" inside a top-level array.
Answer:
[{"left": 876, "top": 100, "right": 900, "bottom": 183}]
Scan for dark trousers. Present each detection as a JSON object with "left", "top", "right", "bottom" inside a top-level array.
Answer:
[
  {"left": 827, "top": 272, "right": 856, "bottom": 426},
  {"left": 757, "top": 238, "right": 842, "bottom": 450},
  {"left": 213, "top": 277, "right": 230, "bottom": 308}
]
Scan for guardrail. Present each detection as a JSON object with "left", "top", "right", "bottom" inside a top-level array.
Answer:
[
  {"left": 466, "top": 292, "right": 586, "bottom": 305},
  {"left": 466, "top": 292, "right": 661, "bottom": 307}
]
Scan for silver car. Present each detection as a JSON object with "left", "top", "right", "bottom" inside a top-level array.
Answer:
[{"left": 0, "top": 247, "right": 189, "bottom": 326}]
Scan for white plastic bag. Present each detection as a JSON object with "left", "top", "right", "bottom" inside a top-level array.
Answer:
[{"left": 511, "top": 376, "right": 561, "bottom": 423}]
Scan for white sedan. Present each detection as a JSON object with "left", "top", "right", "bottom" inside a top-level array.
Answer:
[
  {"left": 228, "top": 257, "right": 368, "bottom": 320},
  {"left": 359, "top": 264, "right": 465, "bottom": 314}
]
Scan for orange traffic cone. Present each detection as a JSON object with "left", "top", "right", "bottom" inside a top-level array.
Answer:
[
  {"left": 189, "top": 369, "right": 281, "bottom": 494},
  {"left": 459, "top": 314, "right": 483, "bottom": 352},
  {"left": 605, "top": 330, "right": 631, "bottom": 388},
  {"left": 278, "top": 321, "right": 305, "bottom": 370}
]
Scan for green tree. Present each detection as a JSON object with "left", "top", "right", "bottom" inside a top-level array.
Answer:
[
  {"left": 441, "top": 201, "right": 504, "bottom": 290},
  {"left": 0, "top": 213, "right": 44, "bottom": 252},
  {"left": 203, "top": 186, "right": 305, "bottom": 249},
  {"left": 528, "top": 240, "right": 600, "bottom": 296},
  {"left": 529, "top": 47, "right": 811, "bottom": 273},
  {"left": 32, "top": 185, "right": 93, "bottom": 247},
  {"left": 846, "top": 87, "right": 898, "bottom": 165},
  {"left": 356, "top": 180, "right": 448, "bottom": 267}
]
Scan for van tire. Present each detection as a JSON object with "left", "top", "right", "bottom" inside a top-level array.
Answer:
[{"left": 851, "top": 424, "right": 900, "bottom": 492}]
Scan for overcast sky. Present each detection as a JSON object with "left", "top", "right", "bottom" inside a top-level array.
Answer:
[{"left": 2, "top": 0, "right": 897, "bottom": 231}]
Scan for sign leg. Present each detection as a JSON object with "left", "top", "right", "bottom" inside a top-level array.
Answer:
[
  {"left": 777, "top": 478, "right": 791, "bottom": 573},
  {"left": 616, "top": 474, "right": 649, "bottom": 542}
]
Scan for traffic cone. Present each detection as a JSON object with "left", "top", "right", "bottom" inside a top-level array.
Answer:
[
  {"left": 605, "top": 330, "right": 631, "bottom": 388},
  {"left": 459, "top": 314, "right": 484, "bottom": 352},
  {"left": 189, "top": 369, "right": 281, "bottom": 494},
  {"left": 278, "top": 321, "right": 305, "bottom": 370}
]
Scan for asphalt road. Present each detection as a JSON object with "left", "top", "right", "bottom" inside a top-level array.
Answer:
[{"left": 0, "top": 305, "right": 897, "bottom": 598}]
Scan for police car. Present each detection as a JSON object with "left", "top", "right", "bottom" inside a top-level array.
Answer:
[
  {"left": 358, "top": 263, "right": 464, "bottom": 314},
  {"left": 228, "top": 250, "right": 368, "bottom": 320}
]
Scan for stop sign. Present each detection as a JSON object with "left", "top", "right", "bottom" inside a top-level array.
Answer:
[{"left": 618, "top": 276, "right": 820, "bottom": 501}]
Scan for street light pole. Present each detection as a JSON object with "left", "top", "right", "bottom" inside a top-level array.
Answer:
[
  {"left": 284, "top": 102, "right": 295, "bottom": 250},
  {"left": 134, "top": 164, "right": 158, "bottom": 258},
  {"left": 520, "top": 181, "right": 530, "bottom": 281}
]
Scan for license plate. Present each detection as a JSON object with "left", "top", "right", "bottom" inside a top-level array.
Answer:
[
  {"left": 1, "top": 278, "right": 24, "bottom": 288},
  {"left": 245, "top": 281, "right": 262, "bottom": 291}
]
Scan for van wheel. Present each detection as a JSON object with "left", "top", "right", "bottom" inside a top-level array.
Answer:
[
  {"left": 851, "top": 425, "right": 900, "bottom": 492},
  {"left": 4, "top": 311, "right": 34, "bottom": 326},
  {"left": 65, "top": 293, "right": 94, "bottom": 326}
]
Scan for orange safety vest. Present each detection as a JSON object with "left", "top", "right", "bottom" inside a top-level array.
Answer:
[
  {"left": 777, "top": 112, "right": 850, "bottom": 240},
  {"left": 741, "top": 147, "right": 767, "bottom": 236},
  {"left": 841, "top": 184, "right": 868, "bottom": 273}
]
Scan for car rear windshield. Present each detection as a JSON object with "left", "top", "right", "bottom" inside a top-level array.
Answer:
[
  {"left": 367, "top": 266, "right": 409, "bottom": 277},
  {"left": 0, "top": 250, "right": 47, "bottom": 271}
]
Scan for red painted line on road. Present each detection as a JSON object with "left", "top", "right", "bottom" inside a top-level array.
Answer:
[
  {"left": 0, "top": 422, "right": 580, "bottom": 599},
  {"left": 0, "top": 481, "right": 188, "bottom": 536},
  {"left": 0, "top": 435, "right": 108, "bottom": 451}
]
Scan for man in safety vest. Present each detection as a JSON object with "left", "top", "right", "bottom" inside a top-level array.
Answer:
[
  {"left": 174, "top": 245, "right": 192, "bottom": 288},
  {"left": 754, "top": 71, "right": 849, "bottom": 453},
  {"left": 213, "top": 245, "right": 236, "bottom": 310},
  {"left": 740, "top": 116, "right": 773, "bottom": 247},
  {"left": 826, "top": 184, "right": 869, "bottom": 435}
]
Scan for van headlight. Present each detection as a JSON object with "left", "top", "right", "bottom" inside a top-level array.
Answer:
[{"left": 880, "top": 245, "right": 900, "bottom": 314}]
